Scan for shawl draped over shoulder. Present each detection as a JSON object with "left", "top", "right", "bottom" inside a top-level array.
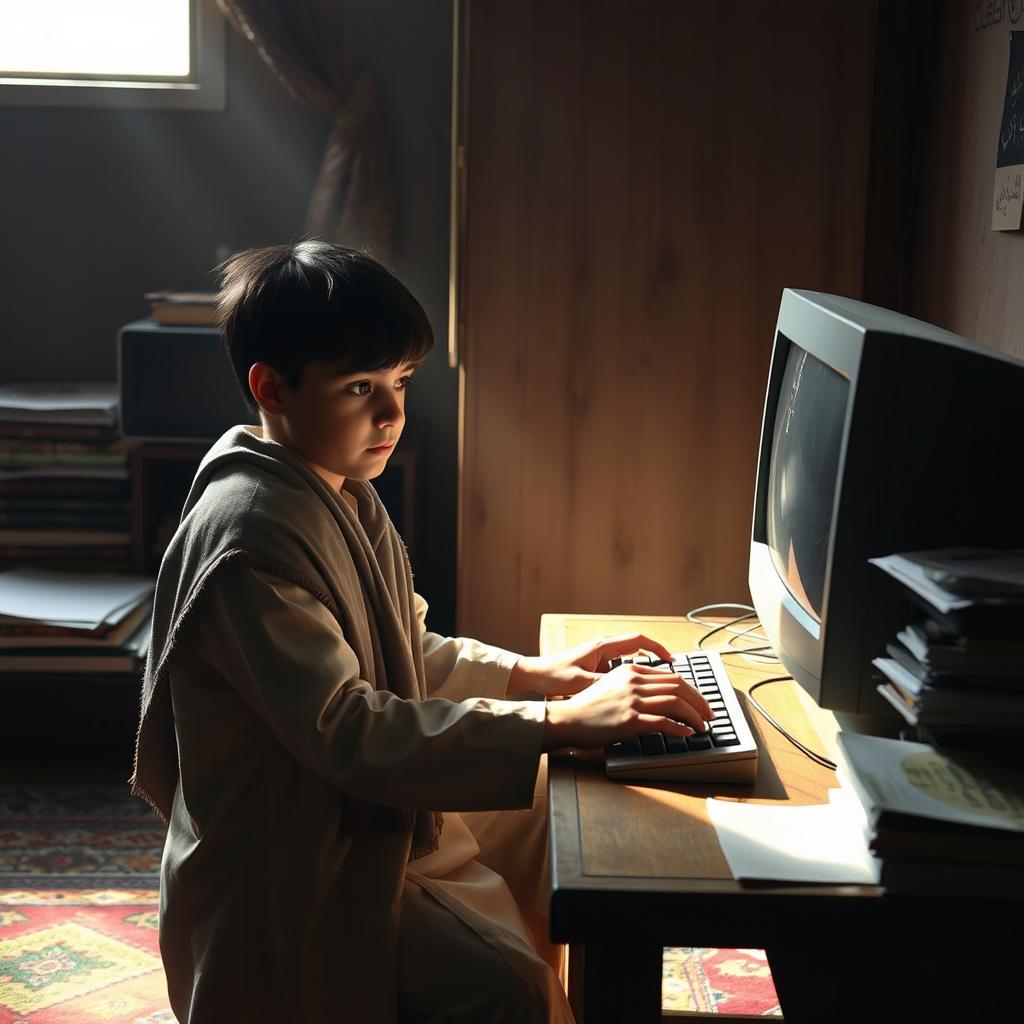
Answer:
[{"left": 127, "top": 423, "right": 443, "bottom": 858}]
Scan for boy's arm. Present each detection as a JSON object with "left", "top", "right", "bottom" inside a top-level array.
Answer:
[
  {"left": 414, "top": 592, "right": 541, "bottom": 702},
  {"left": 185, "top": 562, "right": 545, "bottom": 812}
]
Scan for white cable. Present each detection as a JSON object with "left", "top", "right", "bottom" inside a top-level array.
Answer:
[
  {"left": 685, "top": 603, "right": 780, "bottom": 663},
  {"left": 686, "top": 603, "right": 766, "bottom": 640}
]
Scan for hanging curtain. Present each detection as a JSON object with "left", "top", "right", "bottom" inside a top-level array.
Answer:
[{"left": 215, "top": 0, "right": 396, "bottom": 260}]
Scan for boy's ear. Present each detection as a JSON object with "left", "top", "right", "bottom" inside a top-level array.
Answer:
[{"left": 248, "top": 362, "right": 288, "bottom": 416}]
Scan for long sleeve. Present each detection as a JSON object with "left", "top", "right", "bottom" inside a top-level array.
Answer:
[
  {"left": 413, "top": 591, "right": 525, "bottom": 701},
  {"left": 184, "top": 561, "right": 546, "bottom": 812}
]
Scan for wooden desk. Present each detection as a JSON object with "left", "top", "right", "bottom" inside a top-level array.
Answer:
[{"left": 542, "top": 613, "right": 1019, "bottom": 1024}]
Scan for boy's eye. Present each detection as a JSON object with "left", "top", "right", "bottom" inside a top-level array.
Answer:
[{"left": 343, "top": 375, "right": 415, "bottom": 397}]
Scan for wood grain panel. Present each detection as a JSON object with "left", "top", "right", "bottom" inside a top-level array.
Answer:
[
  {"left": 459, "top": 0, "right": 878, "bottom": 652},
  {"left": 912, "top": 1, "right": 1024, "bottom": 359}
]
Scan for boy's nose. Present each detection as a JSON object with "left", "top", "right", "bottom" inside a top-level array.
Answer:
[{"left": 373, "top": 393, "right": 404, "bottom": 425}]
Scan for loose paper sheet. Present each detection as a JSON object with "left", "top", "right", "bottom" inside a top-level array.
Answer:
[
  {"left": 707, "top": 784, "right": 881, "bottom": 884},
  {"left": 0, "top": 567, "right": 155, "bottom": 627}
]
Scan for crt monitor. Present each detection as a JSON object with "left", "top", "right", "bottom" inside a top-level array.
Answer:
[{"left": 748, "top": 289, "right": 1024, "bottom": 721}]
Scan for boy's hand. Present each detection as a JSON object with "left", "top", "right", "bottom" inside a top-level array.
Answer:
[
  {"left": 506, "top": 632, "right": 677, "bottom": 699},
  {"left": 540, "top": 662, "right": 715, "bottom": 751}
]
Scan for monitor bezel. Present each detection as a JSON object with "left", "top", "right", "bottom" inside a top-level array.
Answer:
[{"left": 749, "top": 289, "right": 866, "bottom": 703}]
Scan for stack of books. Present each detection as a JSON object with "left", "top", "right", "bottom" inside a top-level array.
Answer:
[
  {"left": 0, "top": 566, "right": 154, "bottom": 674},
  {"left": 837, "top": 732, "right": 1024, "bottom": 899},
  {"left": 0, "top": 382, "right": 134, "bottom": 572},
  {"left": 145, "top": 289, "right": 218, "bottom": 326},
  {"left": 870, "top": 548, "right": 1024, "bottom": 743}
]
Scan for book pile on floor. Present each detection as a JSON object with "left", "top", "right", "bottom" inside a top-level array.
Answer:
[
  {"left": 837, "top": 731, "right": 1024, "bottom": 899},
  {"left": 869, "top": 547, "right": 1024, "bottom": 746},
  {"left": 0, "top": 566, "right": 154, "bottom": 674},
  {"left": 0, "top": 382, "right": 134, "bottom": 572},
  {"left": 145, "top": 289, "right": 218, "bottom": 325}
]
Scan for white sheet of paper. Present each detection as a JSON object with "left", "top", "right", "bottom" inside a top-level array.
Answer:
[
  {"left": 992, "top": 164, "right": 1024, "bottom": 230},
  {"left": 0, "top": 567, "right": 155, "bottom": 627},
  {"left": 706, "top": 786, "right": 881, "bottom": 884}
]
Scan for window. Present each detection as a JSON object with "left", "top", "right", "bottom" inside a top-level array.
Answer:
[{"left": 0, "top": 0, "right": 224, "bottom": 110}]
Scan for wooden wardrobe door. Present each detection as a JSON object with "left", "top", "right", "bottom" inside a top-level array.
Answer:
[{"left": 456, "top": 0, "right": 878, "bottom": 653}]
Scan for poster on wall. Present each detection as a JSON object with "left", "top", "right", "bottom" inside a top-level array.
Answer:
[{"left": 993, "top": 30, "right": 1024, "bottom": 230}]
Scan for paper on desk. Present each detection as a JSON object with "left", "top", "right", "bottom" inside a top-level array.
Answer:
[
  {"left": 706, "top": 786, "right": 881, "bottom": 884},
  {"left": 0, "top": 567, "right": 155, "bottom": 628}
]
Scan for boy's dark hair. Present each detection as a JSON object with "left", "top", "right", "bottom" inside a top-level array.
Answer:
[{"left": 215, "top": 239, "right": 434, "bottom": 415}]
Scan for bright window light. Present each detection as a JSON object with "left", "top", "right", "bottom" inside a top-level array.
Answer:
[{"left": 0, "top": 1, "right": 191, "bottom": 79}]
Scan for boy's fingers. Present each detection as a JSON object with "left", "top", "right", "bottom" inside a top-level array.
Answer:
[
  {"left": 631, "top": 667, "right": 713, "bottom": 718},
  {"left": 633, "top": 679, "right": 712, "bottom": 711},
  {"left": 635, "top": 713, "right": 694, "bottom": 737},
  {"left": 641, "top": 695, "right": 708, "bottom": 732},
  {"left": 634, "top": 635, "right": 674, "bottom": 662},
  {"left": 598, "top": 632, "right": 674, "bottom": 664}
]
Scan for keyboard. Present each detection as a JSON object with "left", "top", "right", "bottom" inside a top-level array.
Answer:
[{"left": 604, "top": 650, "right": 759, "bottom": 784}]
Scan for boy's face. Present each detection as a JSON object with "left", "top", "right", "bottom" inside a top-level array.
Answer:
[{"left": 250, "top": 357, "right": 419, "bottom": 490}]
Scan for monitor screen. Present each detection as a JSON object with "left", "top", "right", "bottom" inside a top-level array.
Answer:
[{"left": 766, "top": 341, "right": 850, "bottom": 621}]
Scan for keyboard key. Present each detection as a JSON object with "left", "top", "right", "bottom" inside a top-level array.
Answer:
[
  {"left": 640, "top": 733, "right": 666, "bottom": 756},
  {"left": 665, "top": 735, "right": 689, "bottom": 754},
  {"left": 621, "top": 736, "right": 642, "bottom": 756},
  {"left": 687, "top": 734, "right": 713, "bottom": 750},
  {"left": 712, "top": 732, "right": 740, "bottom": 747}
]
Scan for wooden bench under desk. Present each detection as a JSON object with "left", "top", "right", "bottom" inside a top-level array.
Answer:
[{"left": 540, "top": 613, "right": 1021, "bottom": 1024}]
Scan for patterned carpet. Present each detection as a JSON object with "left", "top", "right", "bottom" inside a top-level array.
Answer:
[
  {"left": 0, "top": 778, "right": 780, "bottom": 1019},
  {"left": 662, "top": 946, "right": 780, "bottom": 1015},
  {"left": 0, "top": 778, "right": 168, "bottom": 1023}
]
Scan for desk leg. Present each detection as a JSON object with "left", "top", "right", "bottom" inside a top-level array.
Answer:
[
  {"left": 569, "top": 940, "right": 662, "bottom": 1023},
  {"left": 766, "top": 927, "right": 1020, "bottom": 1024}
]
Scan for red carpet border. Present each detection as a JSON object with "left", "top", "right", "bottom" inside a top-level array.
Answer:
[{"left": 0, "top": 782, "right": 780, "bottom": 1018}]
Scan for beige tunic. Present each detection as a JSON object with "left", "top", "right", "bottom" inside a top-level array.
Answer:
[{"left": 162, "top": 560, "right": 573, "bottom": 1022}]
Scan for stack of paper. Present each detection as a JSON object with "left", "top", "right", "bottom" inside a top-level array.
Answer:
[
  {"left": 870, "top": 548, "right": 1024, "bottom": 740},
  {"left": 0, "top": 382, "right": 119, "bottom": 427},
  {"left": 0, "top": 383, "right": 133, "bottom": 571},
  {"left": 0, "top": 566, "right": 154, "bottom": 673},
  {"left": 837, "top": 732, "right": 1024, "bottom": 898},
  {"left": 145, "top": 289, "right": 219, "bottom": 326}
]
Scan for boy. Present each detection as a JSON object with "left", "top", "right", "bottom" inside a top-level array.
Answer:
[{"left": 128, "top": 240, "right": 712, "bottom": 1023}]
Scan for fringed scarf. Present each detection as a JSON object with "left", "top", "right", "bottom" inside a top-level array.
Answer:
[{"left": 128, "top": 424, "right": 443, "bottom": 859}]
